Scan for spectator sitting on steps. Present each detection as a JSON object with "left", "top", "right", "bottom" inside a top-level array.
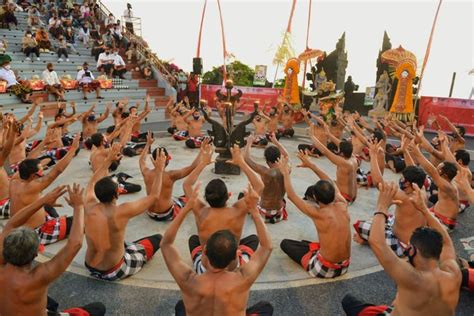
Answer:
[
  {"left": 35, "top": 26, "right": 51, "bottom": 52},
  {"left": 0, "top": 57, "right": 33, "bottom": 104},
  {"left": 42, "top": 63, "right": 66, "bottom": 102},
  {"left": 113, "top": 48, "right": 127, "bottom": 80},
  {"left": 22, "top": 30, "right": 40, "bottom": 61},
  {"left": 97, "top": 46, "right": 114, "bottom": 78},
  {"left": 77, "top": 62, "right": 103, "bottom": 101}
]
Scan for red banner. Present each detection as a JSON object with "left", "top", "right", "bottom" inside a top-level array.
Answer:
[
  {"left": 200, "top": 84, "right": 283, "bottom": 113},
  {"left": 418, "top": 96, "right": 474, "bottom": 136}
]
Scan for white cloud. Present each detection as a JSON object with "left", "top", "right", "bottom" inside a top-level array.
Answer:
[{"left": 105, "top": 0, "right": 473, "bottom": 98}]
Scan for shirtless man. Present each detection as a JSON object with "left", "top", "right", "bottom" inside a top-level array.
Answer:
[
  {"left": 129, "top": 96, "right": 151, "bottom": 142},
  {"left": 182, "top": 143, "right": 262, "bottom": 273},
  {"left": 298, "top": 110, "right": 329, "bottom": 157},
  {"left": 415, "top": 125, "right": 444, "bottom": 167},
  {"left": 279, "top": 104, "right": 295, "bottom": 137},
  {"left": 251, "top": 112, "right": 269, "bottom": 147},
  {"left": 277, "top": 151, "right": 351, "bottom": 278},
  {"left": 308, "top": 126, "right": 358, "bottom": 204},
  {"left": 343, "top": 182, "right": 461, "bottom": 315},
  {"left": 84, "top": 144, "right": 165, "bottom": 281},
  {"left": 438, "top": 115, "right": 465, "bottom": 152},
  {"left": 112, "top": 97, "right": 128, "bottom": 126},
  {"left": 82, "top": 103, "right": 111, "bottom": 148},
  {"left": 185, "top": 108, "right": 207, "bottom": 149},
  {"left": 244, "top": 134, "right": 288, "bottom": 223},
  {"left": 161, "top": 182, "right": 274, "bottom": 316},
  {"left": 262, "top": 102, "right": 281, "bottom": 138},
  {"left": 0, "top": 185, "right": 106, "bottom": 316},
  {"left": 410, "top": 143, "right": 459, "bottom": 230},
  {"left": 0, "top": 119, "right": 16, "bottom": 218},
  {"left": 353, "top": 141, "right": 428, "bottom": 257},
  {"left": 9, "top": 134, "right": 80, "bottom": 246},
  {"left": 140, "top": 134, "right": 201, "bottom": 221},
  {"left": 8, "top": 111, "right": 43, "bottom": 170},
  {"left": 172, "top": 105, "right": 193, "bottom": 141}
]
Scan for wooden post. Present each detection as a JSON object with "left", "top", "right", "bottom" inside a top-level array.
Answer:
[{"left": 449, "top": 72, "right": 456, "bottom": 97}]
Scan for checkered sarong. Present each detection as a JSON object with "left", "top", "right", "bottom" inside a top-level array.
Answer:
[
  {"left": 459, "top": 200, "right": 470, "bottom": 214},
  {"left": 188, "top": 136, "right": 206, "bottom": 148},
  {"left": 0, "top": 198, "right": 10, "bottom": 219},
  {"left": 301, "top": 242, "right": 350, "bottom": 278},
  {"left": 191, "top": 244, "right": 254, "bottom": 275},
  {"left": 353, "top": 215, "right": 407, "bottom": 257},
  {"left": 147, "top": 198, "right": 184, "bottom": 221},
  {"left": 173, "top": 130, "right": 188, "bottom": 141},
  {"left": 86, "top": 242, "right": 148, "bottom": 281},
  {"left": 43, "top": 146, "right": 72, "bottom": 163},
  {"left": 257, "top": 200, "right": 287, "bottom": 224},
  {"left": 35, "top": 214, "right": 68, "bottom": 245}
]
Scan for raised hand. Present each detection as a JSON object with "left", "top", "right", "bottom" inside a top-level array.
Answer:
[
  {"left": 64, "top": 183, "right": 85, "bottom": 207},
  {"left": 296, "top": 150, "right": 313, "bottom": 169},
  {"left": 42, "top": 185, "right": 68, "bottom": 207},
  {"left": 71, "top": 133, "right": 81, "bottom": 149},
  {"left": 151, "top": 147, "right": 167, "bottom": 171},
  {"left": 200, "top": 142, "right": 215, "bottom": 165},
  {"left": 268, "top": 132, "right": 279, "bottom": 145},
  {"left": 228, "top": 144, "right": 244, "bottom": 166},
  {"left": 107, "top": 143, "right": 122, "bottom": 162},
  {"left": 146, "top": 131, "right": 154, "bottom": 146},
  {"left": 409, "top": 183, "right": 429, "bottom": 214},
  {"left": 275, "top": 156, "right": 290, "bottom": 175},
  {"left": 187, "top": 182, "right": 202, "bottom": 211},
  {"left": 376, "top": 182, "right": 401, "bottom": 212},
  {"left": 244, "top": 183, "right": 260, "bottom": 212}
]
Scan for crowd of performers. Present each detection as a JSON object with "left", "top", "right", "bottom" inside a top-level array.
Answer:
[{"left": 0, "top": 96, "right": 473, "bottom": 315}]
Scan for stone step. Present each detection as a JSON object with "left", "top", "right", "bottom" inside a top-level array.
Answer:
[{"left": 138, "top": 79, "right": 158, "bottom": 88}]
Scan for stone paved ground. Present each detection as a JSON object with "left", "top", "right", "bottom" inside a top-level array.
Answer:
[{"left": 2, "top": 126, "right": 474, "bottom": 315}]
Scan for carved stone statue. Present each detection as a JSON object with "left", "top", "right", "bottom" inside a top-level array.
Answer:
[
  {"left": 201, "top": 79, "right": 257, "bottom": 175},
  {"left": 369, "top": 70, "right": 391, "bottom": 117}
]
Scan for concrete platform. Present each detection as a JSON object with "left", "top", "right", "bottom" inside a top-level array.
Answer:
[{"left": 2, "top": 136, "right": 403, "bottom": 290}]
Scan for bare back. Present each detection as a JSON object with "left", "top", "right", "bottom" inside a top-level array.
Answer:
[
  {"left": 336, "top": 157, "right": 358, "bottom": 200},
  {"left": 84, "top": 202, "right": 127, "bottom": 270},
  {"left": 312, "top": 202, "right": 351, "bottom": 263},
  {"left": 434, "top": 181, "right": 459, "bottom": 220},
  {"left": 9, "top": 179, "right": 44, "bottom": 228},
  {"left": 188, "top": 119, "right": 204, "bottom": 137},
  {"left": 143, "top": 169, "right": 175, "bottom": 213},
  {"left": 393, "top": 191, "right": 427, "bottom": 245},
  {"left": 260, "top": 168, "right": 285, "bottom": 210}
]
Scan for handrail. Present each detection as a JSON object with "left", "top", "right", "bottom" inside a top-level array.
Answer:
[{"left": 95, "top": 0, "right": 176, "bottom": 88}]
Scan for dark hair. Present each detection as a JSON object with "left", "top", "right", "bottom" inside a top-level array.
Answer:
[
  {"left": 205, "top": 179, "right": 228, "bottom": 208},
  {"left": 106, "top": 125, "right": 115, "bottom": 134},
  {"left": 410, "top": 227, "right": 443, "bottom": 260},
  {"left": 129, "top": 106, "right": 138, "bottom": 111},
  {"left": 264, "top": 146, "right": 281, "bottom": 164},
  {"left": 206, "top": 230, "right": 237, "bottom": 269},
  {"left": 455, "top": 149, "right": 470, "bottom": 166},
  {"left": 313, "top": 180, "right": 335, "bottom": 204},
  {"left": 3, "top": 227, "right": 39, "bottom": 266},
  {"left": 54, "top": 113, "right": 64, "bottom": 121},
  {"left": 152, "top": 147, "right": 169, "bottom": 166},
  {"left": 90, "top": 133, "right": 104, "bottom": 147},
  {"left": 440, "top": 161, "right": 458, "bottom": 181},
  {"left": 456, "top": 125, "right": 466, "bottom": 137},
  {"left": 402, "top": 166, "right": 426, "bottom": 188},
  {"left": 18, "top": 159, "right": 40, "bottom": 180},
  {"left": 94, "top": 177, "right": 118, "bottom": 203},
  {"left": 373, "top": 129, "right": 385, "bottom": 142},
  {"left": 46, "top": 62, "right": 53, "bottom": 68},
  {"left": 339, "top": 140, "right": 353, "bottom": 158},
  {"left": 121, "top": 112, "right": 130, "bottom": 119}
]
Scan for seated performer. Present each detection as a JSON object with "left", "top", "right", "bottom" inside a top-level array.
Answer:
[
  {"left": 9, "top": 135, "right": 81, "bottom": 246},
  {"left": 308, "top": 127, "right": 358, "bottom": 204},
  {"left": 0, "top": 185, "right": 106, "bottom": 316},
  {"left": 279, "top": 104, "right": 295, "bottom": 138},
  {"left": 244, "top": 134, "right": 288, "bottom": 223},
  {"left": 262, "top": 103, "right": 281, "bottom": 139},
  {"left": 161, "top": 182, "right": 274, "bottom": 316},
  {"left": 84, "top": 144, "right": 165, "bottom": 281},
  {"left": 298, "top": 110, "right": 329, "bottom": 157},
  {"left": 182, "top": 143, "right": 261, "bottom": 273},
  {"left": 185, "top": 108, "right": 206, "bottom": 149},
  {"left": 129, "top": 96, "right": 151, "bottom": 143},
  {"left": 171, "top": 105, "right": 193, "bottom": 141},
  {"left": 437, "top": 115, "right": 465, "bottom": 152},
  {"left": 81, "top": 103, "right": 111, "bottom": 148},
  {"left": 140, "top": 135, "right": 201, "bottom": 221},
  {"left": 353, "top": 141, "right": 427, "bottom": 257},
  {"left": 342, "top": 182, "right": 461, "bottom": 315},
  {"left": 278, "top": 152, "right": 351, "bottom": 278},
  {"left": 251, "top": 113, "right": 269, "bottom": 147}
]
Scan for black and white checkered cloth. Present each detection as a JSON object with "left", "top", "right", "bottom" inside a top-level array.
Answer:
[
  {"left": 87, "top": 242, "right": 148, "bottom": 281},
  {"left": 0, "top": 198, "right": 10, "bottom": 219},
  {"left": 306, "top": 251, "right": 350, "bottom": 278},
  {"left": 35, "top": 215, "right": 67, "bottom": 245},
  {"left": 354, "top": 215, "right": 407, "bottom": 257}
]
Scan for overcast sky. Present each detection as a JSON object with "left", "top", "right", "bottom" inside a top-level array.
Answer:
[{"left": 105, "top": 0, "right": 473, "bottom": 98}]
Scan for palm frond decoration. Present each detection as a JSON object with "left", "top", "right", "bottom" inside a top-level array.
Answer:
[{"left": 273, "top": 31, "right": 295, "bottom": 66}]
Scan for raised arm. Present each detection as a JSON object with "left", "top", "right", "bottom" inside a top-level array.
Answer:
[
  {"left": 439, "top": 115, "right": 464, "bottom": 143},
  {"left": 18, "top": 101, "right": 38, "bottom": 124},
  {"left": 239, "top": 185, "right": 272, "bottom": 284},
  {"left": 368, "top": 140, "right": 384, "bottom": 187},
  {"left": 168, "top": 148, "right": 202, "bottom": 181},
  {"left": 310, "top": 131, "right": 348, "bottom": 166},
  {"left": 243, "top": 135, "right": 268, "bottom": 175},
  {"left": 34, "top": 184, "right": 85, "bottom": 284},
  {"left": 161, "top": 184, "right": 198, "bottom": 290},
  {"left": 268, "top": 133, "right": 289, "bottom": 158},
  {"left": 96, "top": 103, "right": 111, "bottom": 123},
  {"left": 410, "top": 143, "right": 451, "bottom": 189},
  {"left": 276, "top": 155, "right": 319, "bottom": 218},
  {"left": 323, "top": 124, "right": 341, "bottom": 146},
  {"left": 0, "top": 119, "right": 17, "bottom": 165},
  {"left": 183, "top": 143, "right": 213, "bottom": 200},
  {"left": 26, "top": 112, "right": 43, "bottom": 138},
  {"left": 32, "top": 134, "right": 81, "bottom": 191},
  {"left": 368, "top": 182, "right": 421, "bottom": 288},
  {"left": 119, "top": 148, "right": 166, "bottom": 219},
  {"left": 139, "top": 132, "right": 153, "bottom": 176},
  {"left": 228, "top": 144, "right": 264, "bottom": 195}
]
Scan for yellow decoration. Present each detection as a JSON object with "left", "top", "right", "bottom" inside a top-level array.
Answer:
[{"left": 282, "top": 58, "right": 300, "bottom": 105}]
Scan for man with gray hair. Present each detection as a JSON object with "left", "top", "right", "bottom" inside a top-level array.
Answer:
[{"left": 0, "top": 184, "right": 106, "bottom": 315}]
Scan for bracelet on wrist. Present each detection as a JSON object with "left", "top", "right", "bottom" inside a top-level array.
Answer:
[{"left": 373, "top": 211, "right": 388, "bottom": 222}]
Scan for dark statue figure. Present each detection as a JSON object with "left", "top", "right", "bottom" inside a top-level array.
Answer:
[{"left": 201, "top": 79, "right": 258, "bottom": 175}]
